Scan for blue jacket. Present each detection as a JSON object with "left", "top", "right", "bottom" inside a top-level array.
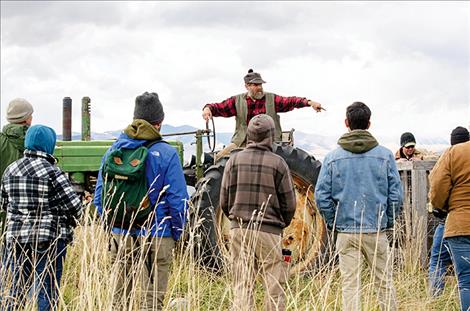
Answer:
[
  {"left": 94, "top": 132, "right": 188, "bottom": 240},
  {"left": 315, "top": 130, "right": 403, "bottom": 233}
]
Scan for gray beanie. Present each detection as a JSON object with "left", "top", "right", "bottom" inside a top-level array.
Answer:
[
  {"left": 7, "top": 98, "right": 34, "bottom": 123},
  {"left": 134, "top": 92, "right": 165, "bottom": 125}
]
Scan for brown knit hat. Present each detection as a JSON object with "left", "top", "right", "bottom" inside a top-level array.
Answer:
[
  {"left": 247, "top": 114, "right": 275, "bottom": 143},
  {"left": 7, "top": 98, "right": 34, "bottom": 123}
]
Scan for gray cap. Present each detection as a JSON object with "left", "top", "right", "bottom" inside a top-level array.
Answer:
[
  {"left": 134, "top": 92, "right": 165, "bottom": 125},
  {"left": 244, "top": 69, "right": 266, "bottom": 84},
  {"left": 7, "top": 98, "right": 34, "bottom": 123}
]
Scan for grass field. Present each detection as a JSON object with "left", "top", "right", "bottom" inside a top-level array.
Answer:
[{"left": 0, "top": 205, "right": 461, "bottom": 311}]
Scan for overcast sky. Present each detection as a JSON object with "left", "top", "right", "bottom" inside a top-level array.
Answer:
[{"left": 1, "top": 1, "right": 469, "bottom": 144}]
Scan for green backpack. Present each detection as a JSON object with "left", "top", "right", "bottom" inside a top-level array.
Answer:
[{"left": 101, "top": 142, "right": 159, "bottom": 229}]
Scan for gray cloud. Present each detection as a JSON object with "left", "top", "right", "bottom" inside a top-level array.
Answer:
[
  {"left": 157, "top": 2, "right": 297, "bottom": 31},
  {"left": 1, "top": 2, "right": 468, "bottom": 137},
  {"left": 1, "top": 1, "right": 123, "bottom": 47}
]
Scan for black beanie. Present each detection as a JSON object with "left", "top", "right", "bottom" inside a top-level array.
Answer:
[
  {"left": 134, "top": 92, "right": 165, "bottom": 125},
  {"left": 400, "top": 132, "right": 416, "bottom": 147},
  {"left": 450, "top": 126, "right": 469, "bottom": 146}
]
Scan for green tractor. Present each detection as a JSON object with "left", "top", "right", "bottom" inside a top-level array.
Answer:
[{"left": 54, "top": 97, "right": 328, "bottom": 275}]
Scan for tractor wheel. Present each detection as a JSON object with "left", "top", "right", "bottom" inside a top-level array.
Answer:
[
  {"left": 189, "top": 157, "right": 229, "bottom": 272},
  {"left": 183, "top": 152, "right": 215, "bottom": 188},
  {"left": 190, "top": 145, "right": 327, "bottom": 275}
]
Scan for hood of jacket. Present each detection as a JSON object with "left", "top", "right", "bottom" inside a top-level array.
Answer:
[
  {"left": 1, "top": 123, "right": 29, "bottom": 151},
  {"left": 24, "top": 125, "right": 56, "bottom": 155},
  {"left": 246, "top": 114, "right": 274, "bottom": 151},
  {"left": 112, "top": 119, "right": 162, "bottom": 150},
  {"left": 124, "top": 119, "right": 162, "bottom": 141},
  {"left": 337, "top": 130, "right": 378, "bottom": 154}
]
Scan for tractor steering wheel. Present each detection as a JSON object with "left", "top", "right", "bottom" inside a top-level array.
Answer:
[{"left": 206, "top": 118, "right": 216, "bottom": 153}]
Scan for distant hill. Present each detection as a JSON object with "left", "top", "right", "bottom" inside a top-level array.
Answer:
[
  {"left": 58, "top": 124, "right": 202, "bottom": 142},
  {"left": 58, "top": 124, "right": 449, "bottom": 162}
]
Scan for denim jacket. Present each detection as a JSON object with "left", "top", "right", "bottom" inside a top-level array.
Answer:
[{"left": 315, "top": 130, "right": 403, "bottom": 233}]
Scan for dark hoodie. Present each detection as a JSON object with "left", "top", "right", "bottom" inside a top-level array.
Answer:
[
  {"left": 24, "top": 125, "right": 57, "bottom": 155},
  {"left": 219, "top": 114, "right": 296, "bottom": 234}
]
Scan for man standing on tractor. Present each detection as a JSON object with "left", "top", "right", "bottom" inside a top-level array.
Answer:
[
  {"left": 94, "top": 92, "right": 189, "bottom": 310},
  {"left": 202, "top": 69, "right": 325, "bottom": 160}
]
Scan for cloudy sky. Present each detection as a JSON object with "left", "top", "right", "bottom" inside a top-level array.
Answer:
[{"left": 1, "top": 1, "right": 469, "bottom": 146}]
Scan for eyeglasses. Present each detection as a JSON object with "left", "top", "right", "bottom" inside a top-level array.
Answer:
[{"left": 404, "top": 145, "right": 415, "bottom": 149}]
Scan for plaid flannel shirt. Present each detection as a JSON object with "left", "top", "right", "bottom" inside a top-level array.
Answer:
[
  {"left": 1, "top": 150, "right": 82, "bottom": 244},
  {"left": 205, "top": 94, "right": 309, "bottom": 124}
]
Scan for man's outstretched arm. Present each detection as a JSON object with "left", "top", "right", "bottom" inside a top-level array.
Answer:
[
  {"left": 274, "top": 95, "right": 325, "bottom": 113},
  {"left": 307, "top": 100, "right": 326, "bottom": 112}
]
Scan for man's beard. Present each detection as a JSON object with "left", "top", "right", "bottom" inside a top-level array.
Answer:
[{"left": 249, "top": 90, "right": 264, "bottom": 100}]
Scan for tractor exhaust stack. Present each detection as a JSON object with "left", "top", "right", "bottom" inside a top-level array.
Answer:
[
  {"left": 81, "top": 97, "right": 91, "bottom": 141},
  {"left": 62, "top": 97, "right": 72, "bottom": 141}
]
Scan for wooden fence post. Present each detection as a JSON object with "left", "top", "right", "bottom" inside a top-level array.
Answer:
[{"left": 396, "top": 160, "right": 437, "bottom": 269}]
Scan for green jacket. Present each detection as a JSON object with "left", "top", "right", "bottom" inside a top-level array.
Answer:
[{"left": 0, "top": 123, "right": 29, "bottom": 178}]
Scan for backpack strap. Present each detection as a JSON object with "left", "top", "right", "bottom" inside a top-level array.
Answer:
[{"left": 144, "top": 139, "right": 168, "bottom": 150}]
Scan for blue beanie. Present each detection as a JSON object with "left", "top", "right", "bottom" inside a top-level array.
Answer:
[{"left": 25, "top": 125, "right": 57, "bottom": 155}]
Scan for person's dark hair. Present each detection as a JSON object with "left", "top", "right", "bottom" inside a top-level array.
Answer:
[{"left": 346, "top": 102, "right": 371, "bottom": 130}]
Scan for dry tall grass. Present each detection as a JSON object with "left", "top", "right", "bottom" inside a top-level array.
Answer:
[{"left": 0, "top": 202, "right": 460, "bottom": 311}]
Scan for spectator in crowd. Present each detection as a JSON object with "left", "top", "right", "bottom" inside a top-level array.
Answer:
[
  {"left": 94, "top": 92, "right": 189, "bottom": 310},
  {"left": 428, "top": 126, "right": 469, "bottom": 297},
  {"left": 315, "top": 102, "right": 403, "bottom": 311},
  {"left": 0, "top": 98, "right": 34, "bottom": 233},
  {"left": 395, "top": 132, "right": 423, "bottom": 161},
  {"left": 1, "top": 125, "right": 82, "bottom": 311},
  {"left": 429, "top": 126, "right": 470, "bottom": 311},
  {"left": 0, "top": 98, "right": 34, "bottom": 177},
  {"left": 220, "top": 114, "right": 296, "bottom": 311}
]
